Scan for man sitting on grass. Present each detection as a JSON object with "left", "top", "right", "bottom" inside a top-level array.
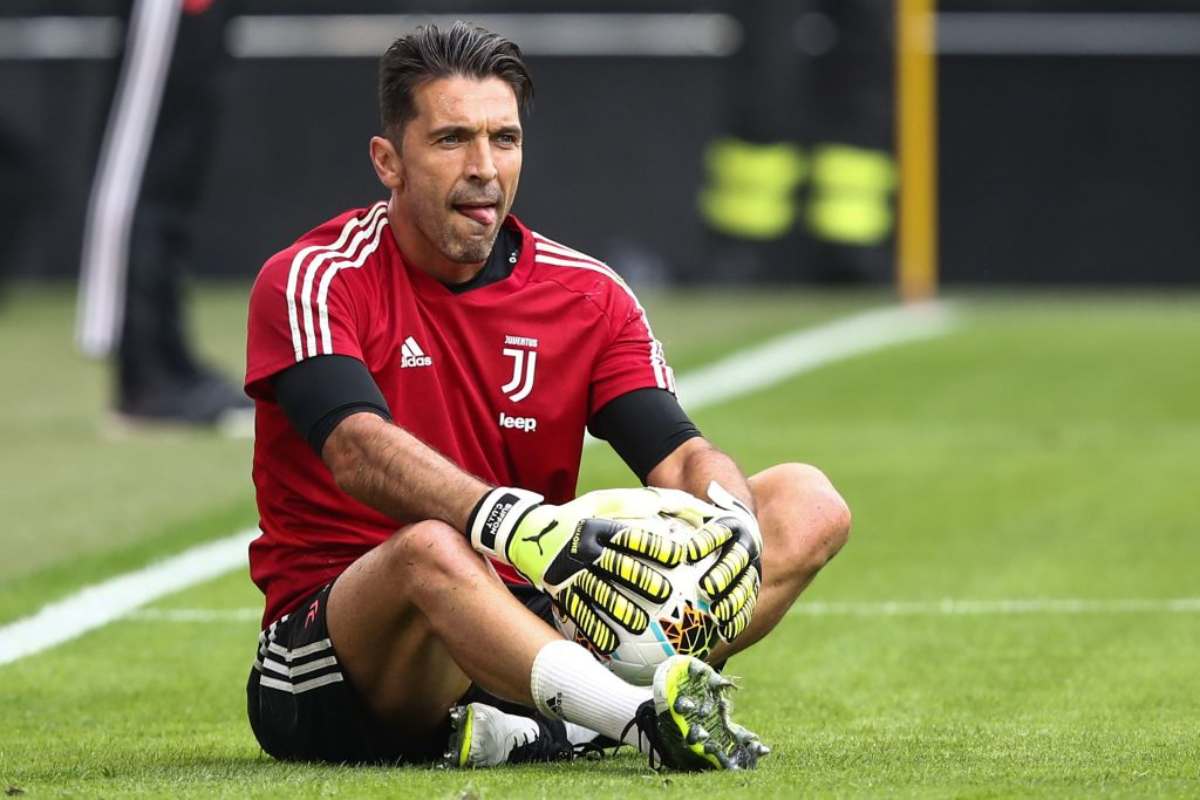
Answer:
[{"left": 242, "top": 21, "right": 851, "bottom": 770}]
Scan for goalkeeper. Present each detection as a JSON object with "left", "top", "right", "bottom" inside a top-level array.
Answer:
[{"left": 243, "top": 22, "right": 851, "bottom": 772}]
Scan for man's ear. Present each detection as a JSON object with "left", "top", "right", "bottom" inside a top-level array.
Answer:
[{"left": 369, "top": 135, "right": 403, "bottom": 190}]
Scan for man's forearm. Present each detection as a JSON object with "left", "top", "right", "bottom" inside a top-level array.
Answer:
[
  {"left": 322, "top": 411, "right": 489, "bottom": 532},
  {"left": 648, "top": 437, "right": 755, "bottom": 513}
]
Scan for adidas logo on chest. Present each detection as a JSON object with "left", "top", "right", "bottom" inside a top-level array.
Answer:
[{"left": 400, "top": 336, "right": 432, "bottom": 368}]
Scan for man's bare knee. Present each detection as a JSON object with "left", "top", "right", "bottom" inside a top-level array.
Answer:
[
  {"left": 327, "top": 520, "right": 483, "bottom": 721},
  {"left": 756, "top": 462, "right": 852, "bottom": 576},
  {"left": 383, "top": 520, "right": 491, "bottom": 605},
  {"left": 785, "top": 462, "right": 852, "bottom": 559}
]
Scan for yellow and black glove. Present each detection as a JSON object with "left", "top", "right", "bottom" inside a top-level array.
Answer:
[
  {"left": 684, "top": 481, "right": 763, "bottom": 643},
  {"left": 469, "top": 486, "right": 700, "bottom": 653}
]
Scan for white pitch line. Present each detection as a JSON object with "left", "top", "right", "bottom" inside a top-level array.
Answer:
[
  {"left": 584, "top": 299, "right": 956, "bottom": 444},
  {"left": 674, "top": 300, "right": 955, "bottom": 410},
  {"left": 122, "top": 597, "right": 1200, "bottom": 624},
  {"left": 0, "top": 301, "right": 956, "bottom": 666},
  {"left": 0, "top": 531, "right": 257, "bottom": 666}
]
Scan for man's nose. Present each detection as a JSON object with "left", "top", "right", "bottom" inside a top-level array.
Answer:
[{"left": 465, "top": 136, "right": 498, "bottom": 183}]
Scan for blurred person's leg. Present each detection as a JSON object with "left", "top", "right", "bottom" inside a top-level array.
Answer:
[
  {"left": 77, "top": 0, "right": 181, "bottom": 361},
  {"left": 0, "top": 123, "right": 31, "bottom": 306},
  {"left": 698, "top": 0, "right": 811, "bottom": 283},
  {"left": 78, "top": 0, "right": 249, "bottom": 426},
  {"left": 0, "top": 4, "right": 42, "bottom": 306},
  {"left": 803, "top": 0, "right": 896, "bottom": 283},
  {"left": 700, "top": 0, "right": 897, "bottom": 285},
  {"left": 118, "top": 0, "right": 248, "bottom": 424}
]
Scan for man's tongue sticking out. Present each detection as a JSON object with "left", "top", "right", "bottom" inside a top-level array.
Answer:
[{"left": 457, "top": 204, "right": 496, "bottom": 227}]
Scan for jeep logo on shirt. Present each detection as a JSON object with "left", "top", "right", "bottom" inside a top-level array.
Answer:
[{"left": 499, "top": 411, "right": 538, "bottom": 432}]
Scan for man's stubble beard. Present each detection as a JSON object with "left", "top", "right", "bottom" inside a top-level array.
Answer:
[
  {"left": 405, "top": 193, "right": 498, "bottom": 265},
  {"left": 399, "top": 165, "right": 502, "bottom": 265},
  {"left": 441, "top": 223, "right": 498, "bottom": 264}
]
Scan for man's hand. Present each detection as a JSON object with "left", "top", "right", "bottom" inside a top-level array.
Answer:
[
  {"left": 686, "top": 481, "right": 763, "bottom": 643},
  {"left": 469, "top": 487, "right": 699, "bottom": 653}
]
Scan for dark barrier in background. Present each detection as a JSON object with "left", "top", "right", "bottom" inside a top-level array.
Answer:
[
  {"left": 1, "top": 0, "right": 735, "bottom": 286},
  {"left": 2, "top": 0, "right": 1198, "bottom": 285},
  {"left": 939, "top": 0, "right": 1200, "bottom": 285}
]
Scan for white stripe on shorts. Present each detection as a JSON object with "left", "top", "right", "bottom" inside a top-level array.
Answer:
[
  {"left": 265, "top": 637, "right": 332, "bottom": 662},
  {"left": 258, "top": 672, "right": 345, "bottom": 695}
]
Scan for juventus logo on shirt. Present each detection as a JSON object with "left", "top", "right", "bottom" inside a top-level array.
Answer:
[{"left": 501, "top": 335, "right": 538, "bottom": 402}]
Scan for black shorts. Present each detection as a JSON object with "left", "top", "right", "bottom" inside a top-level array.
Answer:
[{"left": 246, "top": 581, "right": 552, "bottom": 764}]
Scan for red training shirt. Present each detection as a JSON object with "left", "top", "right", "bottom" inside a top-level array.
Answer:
[{"left": 245, "top": 201, "right": 677, "bottom": 626}]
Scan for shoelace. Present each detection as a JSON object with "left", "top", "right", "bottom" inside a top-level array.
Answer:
[
  {"left": 617, "top": 704, "right": 665, "bottom": 770},
  {"left": 508, "top": 731, "right": 567, "bottom": 763},
  {"left": 508, "top": 718, "right": 607, "bottom": 763}
]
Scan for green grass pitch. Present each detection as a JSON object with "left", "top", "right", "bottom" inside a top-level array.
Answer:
[{"left": 1, "top": 285, "right": 1198, "bottom": 797}]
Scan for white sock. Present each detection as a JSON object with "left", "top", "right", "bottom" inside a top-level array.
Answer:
[{"left": 530, "top": 639, "right": 651, "bottom": 743}]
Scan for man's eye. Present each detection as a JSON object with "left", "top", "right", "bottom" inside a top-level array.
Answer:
[
  {"left": 439, "top": 135, "right": 461, "bottom": 145},
  {"left": 495, "top": 134, "right": 518, "bottom": 146}
]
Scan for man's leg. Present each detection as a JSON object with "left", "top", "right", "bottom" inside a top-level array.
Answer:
[
  {"left": 711, "top": 463, "right": 851, "bottom": 662},
  {"left": 322, "top": 519, "right": 765, "bottom": 770},
  {"left": 325, "top": 520, "right": 652, "bottom": 748},
  {"left": 327, "top": 519, "right": 555, "bottom": 726}
]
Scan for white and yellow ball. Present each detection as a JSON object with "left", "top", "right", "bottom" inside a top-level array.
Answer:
[{"left": 552, "top": 515, "right": 722, "bottom": 686}]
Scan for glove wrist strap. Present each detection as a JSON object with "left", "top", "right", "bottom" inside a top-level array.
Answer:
[
  {"left": 707, "top": 480, "right": 764, "bottom": 558},
  {"left": 468, "top": 486, "right": 544, "bottom": 565}
]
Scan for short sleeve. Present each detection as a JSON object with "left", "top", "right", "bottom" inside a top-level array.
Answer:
[
  {"left": 245, "top": 249, "right": 366, "bottom": 401},
  {"left": 589, "top": 282, "right": 676, "bottom": 417}
]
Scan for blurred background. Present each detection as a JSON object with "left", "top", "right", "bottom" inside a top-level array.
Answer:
[{"left": 3, "top": 0, "right": 1198, "bottom": 299}]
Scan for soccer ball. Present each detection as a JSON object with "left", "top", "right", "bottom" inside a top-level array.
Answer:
[{"left": 552, "top": 515, "right": 722, "bottom": 685}]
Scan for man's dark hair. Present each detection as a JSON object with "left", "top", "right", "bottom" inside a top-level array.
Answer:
[{"left": 379, "top": 22, "right": 534, "bottom": 143}]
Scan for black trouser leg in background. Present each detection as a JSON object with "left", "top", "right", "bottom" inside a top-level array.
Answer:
[
  {"left": 0, "top": 123, "right": 30, "bottom": 304},
  {"left": 699, "top": 0, "right": 811, "bottom": 282},
  {"left": 803, "top": 0, "right": 896, "bottom": 283},
  {"left": 117, "top": 0, "right": 240, "bottom": 399},
  {"left": 700, "top": 0, "right": 896, "bottom": 284}
]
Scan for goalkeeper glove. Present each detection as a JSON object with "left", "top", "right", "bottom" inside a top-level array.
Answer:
[
  {"left": 469, "top": 486, "right": 692, "bottom": 654},
  {"left": 685, "top": 481, "right": 763, "bottom": 643}
]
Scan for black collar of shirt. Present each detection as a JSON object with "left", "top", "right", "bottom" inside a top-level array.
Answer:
[{"left": 443, "top": 224, "right": 522, "bottom": 295}]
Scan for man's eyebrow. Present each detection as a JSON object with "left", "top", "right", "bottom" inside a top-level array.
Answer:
[
  {"left": 427, "top": 124, "right": 475, "bottom": 139},
  {"left": 426, "top": 123, "right": 522, "bottom": 139}
]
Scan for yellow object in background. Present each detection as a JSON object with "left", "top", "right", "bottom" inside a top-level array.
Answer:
[
  {"left": 896, "top": 0, "right": 938, "bottom": 301},
  {"left": 807, "top": 144, "right": 897, "bottom": 245},
  {"left": 700, "top": 138, "right": 806, "bottom": 240}
]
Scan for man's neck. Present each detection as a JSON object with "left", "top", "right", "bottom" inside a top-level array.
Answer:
[{"left": 387, "top": 203, "right": 485, "bottom": 286}]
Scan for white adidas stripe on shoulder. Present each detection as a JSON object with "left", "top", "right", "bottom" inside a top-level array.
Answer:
[
  {"left": 285, "top": 202, "right": 387, "bottom": 361},
  {"left": 533, "top": 238, "right": 609, "bottom": 268},
  {"left": 531, "top": 231, "right": 673, "bottom": 391},
  {"left": 285, "top": 203, "right": 379, "bottom": 360},
  {"left": 315, "top": 213, "right": 388, "bottom": 356}
]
